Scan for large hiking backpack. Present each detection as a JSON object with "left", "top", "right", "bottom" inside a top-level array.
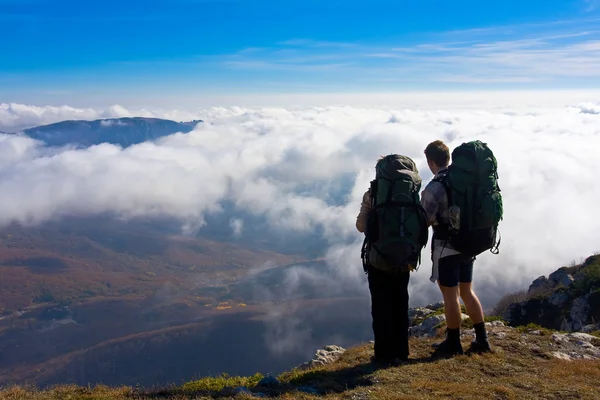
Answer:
[
  {"left": 434, "top": 140, "right": 503, "bottom": 257},
  {"left": 361, "top": 154, "right": 429, "bottom": 274}
]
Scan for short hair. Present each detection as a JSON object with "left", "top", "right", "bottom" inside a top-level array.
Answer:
[{"left": 424, "top": 140, "right": 450, "bottom": 167}]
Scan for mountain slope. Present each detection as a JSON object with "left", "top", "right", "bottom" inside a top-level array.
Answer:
[
  {"left": 501, "top": 253, "right": 600, "bottom": 332},
  {"left": 20, "top": 117, "right": 202, "bottom": 147},
  {"left": 3, "top": 323, "right": 599, "bottom": 400}
]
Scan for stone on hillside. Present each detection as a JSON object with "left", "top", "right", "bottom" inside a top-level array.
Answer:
[
  {"left": 551, "top": 351, "right": 572, "bottom": 361},
  {"left": 484, "top": 321, "right": 506, "bottom": 328},
  {"left": 529, "top": 330, "right": 542, "bottom": 336},
  {"left": 576, "top": 341, "right": 594, "bottom": 349},
  {"left": 552, "top": 333, "right": 569, "bottom": 344},
  {"left": 408, "top": 307, "right": 435, "bottom": 326},
  {"left": 409, "top": 315, "right": 445, "bottom": 337},
  {"left": 560, "top": 317, "right": 571, "bottom": 332},
  {"left": 567, "top": 332, "right": 598, "bottom": 343},
  {"left": 300, "top": 345, "right": 346, "bottom": 369},
  {"left": 549, "top": 269, "right": 575, "bottom": 288},
  {"left": 528, "top": 276, "right": 551, "bottom": 295},
  {"left": 548, "top": 291, "right": 570, "bottom": 306},
  {"left": 461, "top": 328, "right": 475, "bottom": 338},
  {"left": 581, "top": 324, "right": 600, "bottom": 333},
  {"left": 570, "top": 296, "right": 590, "bottom": 331},
  {"left": 425, "top": 301, "right": 444, "bottom": 311}
]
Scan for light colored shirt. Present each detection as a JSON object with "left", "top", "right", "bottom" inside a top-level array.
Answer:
[{"left": 420, "top": 167, "right": 461, "bottom": 282}]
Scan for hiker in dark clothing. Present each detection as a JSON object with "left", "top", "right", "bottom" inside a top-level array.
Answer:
[
  {"left": 421, "top": 140, "right": 492, "bottom": 356},
  {"left": 356, "top": 155, "right": 428, "bottom": 366},
  {"left": 357, "top": 181, "right": 411, "bottom": 365}
]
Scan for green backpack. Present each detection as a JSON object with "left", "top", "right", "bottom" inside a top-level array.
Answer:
[
  {"left": 433, "top": 140, "right": 503, "bottom": 257},
  {"left": 361, "top": 154, "right": 429, "bottom": 274}
]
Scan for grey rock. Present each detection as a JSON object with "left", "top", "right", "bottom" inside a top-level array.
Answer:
[
  {"left": 425, "top": 301, "right": 445, "bottom": 311},
  {"left": 570, "top": 297, "right": 590, "bottom": 331},
  {"left": 408, "top": 307, "right": 435, "bottom": 326},
  {"left": 567, "top": 332, "right": 598, "bottom": 343},
  {"left": 552, "top": 333, "right": 569, "bottom": 344},
  {"left": 461, "top": 328, "right": 475, "bottom": 338},
  {"left": 585, "top": 348, "right": 600, "bottom": 358},
  {"left": 300, "top": 345, "right": 346, "bottom": 369},
  {"left": 551, "top": 351, "right": 572, "bottom": 361},
  {"left": 528, "top": 275, "right": 551, "bottom": 294},
  {"left": 502, "top": 302, "right": 521, "bottom": 324},
  {"left": 529, "top": 330, "right": 542, "bottom": 336},
  {"left": 581, "top": 324, "right": 600, "bottom": 333},
  {"left": 549, "top": 269, "right": 575, "bottom": 288},
  {"left": 560, "top": 317, "right": 571, "bottom": 332},
  {"left": 548, "top": 291, "right": 570, "bottom": 306},
  {"left": 409, "top": 315, "right": 445, "bottom": 337}
]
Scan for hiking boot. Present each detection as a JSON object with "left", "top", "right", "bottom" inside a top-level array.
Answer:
[
  {"left": 391, "top": 356, "right": 409, "bottom": 366},
  {"left": 431, "top": 339, "right": 464, "bottom": 357},
  {"left": 466, "top": 340, "right": 492, "bottom": 354},
  {"left": 370, "top": 355, "right": 392, "bottom": 368}
]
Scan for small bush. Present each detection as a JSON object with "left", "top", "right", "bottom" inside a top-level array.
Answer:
[
  {"left": 515, "top": 323, "right": 553, "bottom": 335},
  {"left": 572, "top": 259, "right": 600, "bottom": 296},
  {"left": 491, "top": 290, "right": 528, "bottom": 317},
  {"left": 181, "top": 372, "right": 264, "bottom": 393},
  {"left": 526, "top": 285, "right": 554, "bottom": 300},
  {"left": 484, "top": 315, "right": 507, "bottom": 324},
  {"left": 33, "top": 289, "right": 55, "bottom": 303}
]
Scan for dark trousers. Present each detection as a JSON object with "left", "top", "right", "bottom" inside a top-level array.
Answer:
[{"left": 367, "top": 266, "right": 410, "bottom": 361}]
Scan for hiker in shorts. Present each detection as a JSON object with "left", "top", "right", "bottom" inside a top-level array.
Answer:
[{"left": 420, "top": 140, "right": 492, "bottom": 356}]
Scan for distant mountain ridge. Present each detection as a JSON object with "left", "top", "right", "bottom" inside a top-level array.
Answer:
[{"left": 16, "top": 117, "right": 203, "bottom": 147}]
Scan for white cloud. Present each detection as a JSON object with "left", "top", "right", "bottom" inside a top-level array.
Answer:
[
  {"left": 1, "top": 97, "right": 600, "bottom": 309},
  {"left": 229, "top": 218, "right": 244, "bottom": 237}
]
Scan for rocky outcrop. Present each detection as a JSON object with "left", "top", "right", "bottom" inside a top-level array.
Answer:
[
  {"left": 300, "top": 345, "right": 346, "bottom": 369},
  {"left": 504, "top": 254, "right": 600, "bottom": 332},
  {"left": 408, "top": 302, "right": 473, "bottom": 337}
]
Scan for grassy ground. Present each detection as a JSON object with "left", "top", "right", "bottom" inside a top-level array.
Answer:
[{"left": 2, "top": 328, "right": 599, "bottom": 400}]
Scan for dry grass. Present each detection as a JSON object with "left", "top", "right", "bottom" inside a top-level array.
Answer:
[{"left": 2, "top": 329, "right": 599, "bottom": 400}]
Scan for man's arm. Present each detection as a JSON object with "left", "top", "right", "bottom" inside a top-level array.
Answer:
[{"left": 356, "top": 190, "right": 371, "bottom": 233}]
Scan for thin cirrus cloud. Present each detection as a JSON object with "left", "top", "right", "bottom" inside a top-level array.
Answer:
[
  {"left": 218, "top": 20, "right": 600, "bottom": 86},
  {"left": 1, "top": 98, "right": 600, "bottom": 309}
]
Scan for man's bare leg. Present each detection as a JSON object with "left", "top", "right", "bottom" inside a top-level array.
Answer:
[
  {"left": 460, "top": 282, "right": 491, "bottom": 352},
  {"left": 459, "top": 282, "right": 484, "bottom": 324},
  {"left": 439, "top": 283, "right": 462, "bottom": 328}
]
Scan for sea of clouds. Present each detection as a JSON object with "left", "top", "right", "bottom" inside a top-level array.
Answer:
[{"left": 1, "top": 99, "right": 600, "bottom": 312}]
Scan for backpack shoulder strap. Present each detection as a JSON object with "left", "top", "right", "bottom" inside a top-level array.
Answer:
[{"left": 430, "top": 170, "right": 452, "bottom": 240}]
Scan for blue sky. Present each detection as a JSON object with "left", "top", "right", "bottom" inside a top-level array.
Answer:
[{"left": 2, "top": 0, "right": 600, "bottom": 105}]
